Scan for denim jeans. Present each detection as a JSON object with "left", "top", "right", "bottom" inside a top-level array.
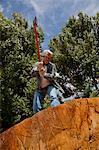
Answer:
[{"left": 33, "top": 85, "right": 60, "bottom": 113}]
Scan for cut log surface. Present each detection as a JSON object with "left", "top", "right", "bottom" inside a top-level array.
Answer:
[{"left": 0, "top": 98, "right": 99, "bottom": 150}]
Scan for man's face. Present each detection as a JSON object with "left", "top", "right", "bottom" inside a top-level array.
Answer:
[{"left": 43, "top": 54, "right": 51, "bottom": 64}]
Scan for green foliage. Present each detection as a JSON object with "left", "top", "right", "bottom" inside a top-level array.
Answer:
[
  {"left": 0, "top": 12, "right": 44, "bottom": 130},
  {"left": 42, "top": 96, "right": 50, "bottom": 109},
  {"left": 89, "top": 90, "right": 99, "bottom": 97},
  {"left": 82, "top": 85, "right": 92, "bottom": 98},
  {"left": 49, "top": 12, "right": 99, "bottom": 90}
]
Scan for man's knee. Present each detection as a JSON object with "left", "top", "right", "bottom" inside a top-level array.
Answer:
[{"left": 51, "top": 99, "right": 60, "bottom": 106}]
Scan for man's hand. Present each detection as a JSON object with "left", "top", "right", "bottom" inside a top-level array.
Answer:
[
  {"left": 39, "top": 67, "right": 46, "bottom": 77},
  {"left": 36, "top": 62, "right": 46, "bottom": 77}
]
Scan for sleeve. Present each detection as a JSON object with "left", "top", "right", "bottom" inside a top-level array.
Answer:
[
  {"left": 30, "top": 63, "right": 39, "bottom": 77},
  {"left": 44, "top": 63, "right": 57, "bottom": 81}
]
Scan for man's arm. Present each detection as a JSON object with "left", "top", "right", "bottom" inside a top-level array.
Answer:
[
  {"left": 31, "top": 63, "right": 39, "bottom": 77},
  {"left": 44, "top": 63, "right": 57, "bottom": 81}
]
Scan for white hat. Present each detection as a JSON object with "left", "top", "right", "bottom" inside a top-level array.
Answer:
[{"left": 41, "top": 49, "right": 53, "bottom": 56}]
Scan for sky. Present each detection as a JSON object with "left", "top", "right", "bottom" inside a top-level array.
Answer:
[{"left": 0, "top": 0, "right": 99, "bottom": 49}]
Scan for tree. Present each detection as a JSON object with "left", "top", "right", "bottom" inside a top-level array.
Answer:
[
  {"left": 0, "top": 12, "right": 44, "bottom": 130},
  {"left": 49, "top": 12, "right": 99, "bottom": 90}
]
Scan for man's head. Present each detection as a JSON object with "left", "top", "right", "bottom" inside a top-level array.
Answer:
[{"left": 41, "top": 49, "right": 53, "bottom": 64}]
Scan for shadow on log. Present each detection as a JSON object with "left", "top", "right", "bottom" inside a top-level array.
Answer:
[{"left": 0, "top": 98, "right": 99, "bottom": 150}]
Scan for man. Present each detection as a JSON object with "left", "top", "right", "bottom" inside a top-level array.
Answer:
[{"left": 31, "top": 50, "right": 61, "bottom": 113}]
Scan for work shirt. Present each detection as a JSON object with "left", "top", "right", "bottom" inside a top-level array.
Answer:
[
  {"left": 31, "top": 62, "right": 56, "bottom": 89},
  {"left": 31, "top": 61, "right": 65, "bottom": 93}
]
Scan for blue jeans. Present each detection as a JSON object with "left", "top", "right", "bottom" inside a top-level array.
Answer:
[{"left": 33, "top": 85, "right": 60, "bottom": 113}]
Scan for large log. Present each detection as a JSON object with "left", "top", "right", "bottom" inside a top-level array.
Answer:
[{"left": 0, "top": 98, "right": 99, "bottom": 150}]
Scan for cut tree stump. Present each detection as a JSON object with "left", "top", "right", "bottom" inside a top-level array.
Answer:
[{"left": 0, "top": 98, "right": 99, "bottom": 150}]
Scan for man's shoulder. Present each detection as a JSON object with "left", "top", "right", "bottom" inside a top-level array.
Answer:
[{"left": 48, "top": 62, "right": 55, "bottom": 67}]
